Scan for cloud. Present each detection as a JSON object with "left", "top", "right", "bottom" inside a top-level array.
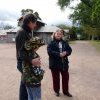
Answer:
[
  {"left": 0, "top": 0, "right": 80, "bottom": 27},
  {"left": 0, "top": 9, "right": 20, "bottom": 26},
  {"left": 0, "top": 9, "right": 20, "bottom": 21},
  {"left": 0, "top": 9, "right": 20, "bottom": 27}
]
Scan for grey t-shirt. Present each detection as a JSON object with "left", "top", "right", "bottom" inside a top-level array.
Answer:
[{"left": 59, "top": 42, "right": 62, "bottom": 53}]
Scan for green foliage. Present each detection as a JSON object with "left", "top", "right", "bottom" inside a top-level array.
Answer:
[
  {"left": 57, "top": 0, "right": 71, "bottom": 9},
  {"left": 21, "top": 9, "right": 42, "bottom": 20},
  {"left": 92, "top": 0, "right": 100, "bottom": 27},
  {"left": 57, "top": 0, "right": 93, "bottom": 9},
  {"left": 57, "top": 24, "right": 71, "bottom": 29},
  {"left": 57, "top": 0, "right": 100, "bottom": 40},
  {"left": 69, "top": 3, "right": 92, "bottom": 26},
  {"left": 21, "top": 9, "right": 33, "bottom": 16},
  {"left": 69, "top": 26, "right": 77, "bottom": 40}
]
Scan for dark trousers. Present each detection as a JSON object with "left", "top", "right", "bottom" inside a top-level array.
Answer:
[
  {"left": 51, "top": 69, "right": 69, "bottom": 93},
  {"left": 19, "top": 81, "right": 28, "bottom": 100}
]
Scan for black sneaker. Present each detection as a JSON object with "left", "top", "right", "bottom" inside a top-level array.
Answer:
[
  {"left": 63, "top": 92, "right": 72, "bottom": 97},
  {"left": 55, "top": 92, "right": 60, "bottom": 97}
]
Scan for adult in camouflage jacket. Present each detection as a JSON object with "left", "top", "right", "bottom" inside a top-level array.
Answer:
[{"left": 16, "top": 13, "right": 43, "bottom": 100}]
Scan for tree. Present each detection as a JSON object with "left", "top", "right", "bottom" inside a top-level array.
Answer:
[
  {"left": 57, "top": 0, "right": 93, "bottom": 9},
  {"left": 69, "top": 26, "right": 77, "bottom": 40},
  {"left": 21, "top": 9, "right": 33, "bottom": 16},
  {"left": 0, "top": 22, "right": 13, "bottom": 29},
  {"left": 21, "top": 9, "right": 42, "bottom": 20},
  {"left": 69, "top": 3, "right": 92, "bottom": 25},
  {"left": 92, "top": 0, "right": 100, "bottom": 27},
  {"left": 70, "top": 2, "right": 100, "bottom": 40},
  {"left": 57, "top": 0, "right": 100, "bottom": 27},
  {"left": 4, "top": 24, "right": 13, "bottom": 29},
  {"left": 57, "top": 24, "right": 70, "bottom": 29},
  {"left": 57, "top": 0, "right": 100, "bottom": 40}
]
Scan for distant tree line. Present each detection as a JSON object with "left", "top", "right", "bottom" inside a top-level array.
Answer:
[
  {"left": 0, "top": 22, "right": 13, "bottom": 29},
  {"left": 57, "top": 0, "right": 100, "bottom": 40}
]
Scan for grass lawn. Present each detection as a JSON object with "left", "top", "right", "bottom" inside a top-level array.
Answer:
[{"left": 90, "top": 40, "right": 100, "bottom": 51}]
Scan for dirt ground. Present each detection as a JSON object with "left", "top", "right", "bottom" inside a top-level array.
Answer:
[{"left": 0, "top": 41, "right": 100, "bottom": 100}]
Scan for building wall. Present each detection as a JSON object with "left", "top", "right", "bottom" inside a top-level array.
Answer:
[
  {"left": 6, "top": 32, "right": 53, "bottom": 44},
  {"left": 35, "top": 32, "right": 52, "bottom": 44},
  {"left": 6, "top": 31, "right": 69, "bottom": 44},
  {"left": 0, "top": 35, "right": 7, "bottom": 43},
  {"left": 7, "top": 32, "right": 16, "bottom": 43}
]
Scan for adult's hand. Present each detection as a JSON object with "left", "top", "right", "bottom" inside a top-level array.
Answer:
[
  {"left": 63, "top": 51, "right": 67, "bottom": 56},
  {"left": 63, "top": 51, "right": 69, "bottom": 56},
  {"left": 31, "top": 58, "right": 41, "bottom": 67},
  {"left": 60, "top": 51, "right": 68, "bottom": 58},
  {"left": 60, "top": 53, "right": 65, "bottom": 58}
]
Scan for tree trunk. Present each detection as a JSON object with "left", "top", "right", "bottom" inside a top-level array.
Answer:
[
  {"left": 88, "top": 34, "right": 91, "bottom": 40},
  {"left": 91, "top": 35, "right": 94, "bottom": 40}
]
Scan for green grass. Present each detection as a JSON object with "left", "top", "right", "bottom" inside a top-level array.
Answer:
[{"left": 90, "top": 40, "right": 100, "bottom": 51}]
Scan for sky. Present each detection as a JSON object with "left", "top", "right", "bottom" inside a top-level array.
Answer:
[{"left": 0, "top": 0, "right": 80, "bottom": 27}]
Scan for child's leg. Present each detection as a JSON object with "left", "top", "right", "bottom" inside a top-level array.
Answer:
[
  {"left": 33, "top": 86, "right": 41, "bottom": 100},
  {"left": 26, "top": 86, "right": 41, "bottom": 100},
  {"left": 26, "top": 87, "right": 33, "bottom": 100}
]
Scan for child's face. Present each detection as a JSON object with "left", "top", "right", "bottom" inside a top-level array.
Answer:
[{"left": 55, "top": 31, "right": 63, "bottom": 40}]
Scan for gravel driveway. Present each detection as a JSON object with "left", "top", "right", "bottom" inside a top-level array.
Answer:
[{"left": 0, "top": 41, "right": 100, "bottom": 100}]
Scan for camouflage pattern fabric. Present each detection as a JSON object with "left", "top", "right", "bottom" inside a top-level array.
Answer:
[{"left": 22, "top": 36, "right": 45, "bottom": 87}]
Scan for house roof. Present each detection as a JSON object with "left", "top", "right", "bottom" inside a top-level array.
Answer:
[
  {"left": 36, "top": 25, "right": 69, "bottom": 34},
  {"left": 5, "top": 26, "right": 60, "bottom": 33},
  {"left": 6, "top": 27, "right": 20, "bottom": 33},
  {"left": 1, "top": 26, "right": 69, "bottom": 35},
  {"left": 36, "top": 25, "right": 60, "bottom": 33},
  {"left": 0, "top": 28, "right": 20, "bottom": 35},
  {"left": 36, "top": 19, "right": 45, "bottom": 28}
]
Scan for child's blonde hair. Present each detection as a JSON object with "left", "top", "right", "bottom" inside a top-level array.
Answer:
[{"left": 51, "top": 29, "right": 65, "bottom": 40}]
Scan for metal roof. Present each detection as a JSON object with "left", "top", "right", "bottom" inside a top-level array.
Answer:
[
  {"left": 0, "top": 27, "right": 20, "bottom": 35},
  {"left": 36, "top": 25, "right": 60, "bottom": 33},
  {"left": 6, "top": 27, "right": 20, "bottom": 33}
]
